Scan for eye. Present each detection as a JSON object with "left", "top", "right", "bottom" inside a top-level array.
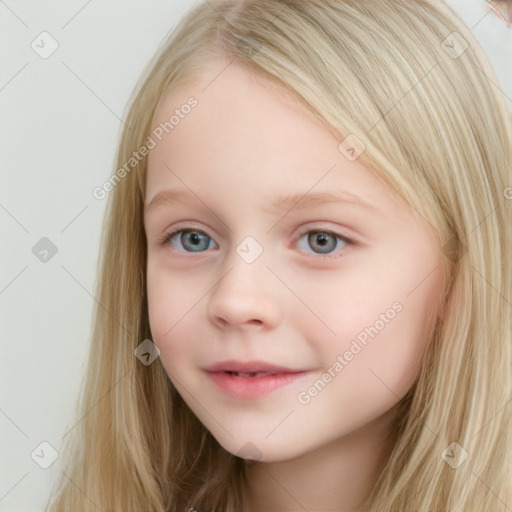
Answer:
[
  {"left": 162, "top": 228, "right": 217, "bottom": 252},
  {"left": 160, "top": 227, "right": 354, "bottom": 259},
  {"left": 297, "top": 230, "right": 353, "bottom": 259}
]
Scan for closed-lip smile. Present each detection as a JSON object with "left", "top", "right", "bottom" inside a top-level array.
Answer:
[
  {"left": 205, "top": 359, "right": 304, "bottom": 374},
  {"left": 204, "top": 359, "right": 312, "bottom": 400}
]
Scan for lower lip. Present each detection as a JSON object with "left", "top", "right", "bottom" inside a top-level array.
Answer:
[{"left": 205, "top": 371, "right": 311, "bottom": 400}]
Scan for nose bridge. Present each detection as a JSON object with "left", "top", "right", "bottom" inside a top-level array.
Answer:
[
  {"left": 207, "top": 236, "right": 282, "bottom": 328},
  {"left": 217, "top": 238, "right": 270, "bottom": 296}
]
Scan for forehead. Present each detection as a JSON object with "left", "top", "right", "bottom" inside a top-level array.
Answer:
[
  {"left": 152, "top": 60, "right": 328, "bottom": 136},
  {"left": 150, "top": 65, "right": 346, "bottom": 172},
  {"left": 144, "top": 61, "right": 410, "bottom": 222}
]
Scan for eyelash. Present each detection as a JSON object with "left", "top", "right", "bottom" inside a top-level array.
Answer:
[{"left": 158, "top": 226, "right": 356, "bottom": 260}]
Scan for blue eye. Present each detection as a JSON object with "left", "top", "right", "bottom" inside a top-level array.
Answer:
[
  {"left": 161, "top": 228, "right": 353, "bottom": 258},
  {"left": 297, "top": 230, "right": 349, "bottom": 258},
  {"left": 164, "top": 229, "right": 216, "bottom": 252}
]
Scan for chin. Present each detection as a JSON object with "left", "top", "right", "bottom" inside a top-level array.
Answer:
[{"left": 212, "top": 433, "right": 306, "bottom": 463}]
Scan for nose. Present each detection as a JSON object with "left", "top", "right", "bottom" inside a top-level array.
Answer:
[{"left": 207, "top": 260, "right": 283, "bottom": 331}]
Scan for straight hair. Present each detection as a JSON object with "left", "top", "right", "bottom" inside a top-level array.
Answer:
[{"left": 46, "top": 1, "right": 512, "bottom": 510}]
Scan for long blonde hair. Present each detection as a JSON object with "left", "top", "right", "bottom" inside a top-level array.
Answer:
[{"left": 45, "top": 1, "right": 512, "bottom": 510}]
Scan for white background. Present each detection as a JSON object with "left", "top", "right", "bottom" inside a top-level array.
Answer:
[{"left": 1, "top": 1, "right": 510, "bottom": 510}]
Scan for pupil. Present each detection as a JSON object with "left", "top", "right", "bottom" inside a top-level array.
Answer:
[
  {"left": 309, "top": 232, "right": 336, "bottom": 253},
  {"left": 183, "top": 231, "right": 208, "bottom": 251},
  {"left": 317, "top": 234, "right": 328, "bottom": 246}
]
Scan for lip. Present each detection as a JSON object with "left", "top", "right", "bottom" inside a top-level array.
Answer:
[
  {"left": 204, "top": 359, "right": 312, "bottom": 400},
  {"left": 205, "top": 359, "right": 302, "bottom": 374}
]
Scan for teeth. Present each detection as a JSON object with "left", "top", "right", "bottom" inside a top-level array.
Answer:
[{"left": 229, "top": 371, "right": 272, "bottom": 377}]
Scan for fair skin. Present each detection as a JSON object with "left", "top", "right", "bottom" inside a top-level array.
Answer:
[{"left": 144, "top": 60, "right": 444, "bottom": 511}]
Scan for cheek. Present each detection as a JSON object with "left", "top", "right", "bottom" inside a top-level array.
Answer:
[
  {"left": 293, "top": 280, "right": 441, "bottom": 434},
  {"left": 146, "top": 263, "right": 199, "bottom": 366},
  {"left": 294, "top": 250, "right": 442, "bottom": 391},
  {"left": 370, "top": 273, "right": 441, "bottom": 392},
  {"left": 349, "top": 293, "right": 439, "bottom": 400}
]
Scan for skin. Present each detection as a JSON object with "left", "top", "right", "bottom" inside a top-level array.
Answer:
[{"left": 143, "top": 60, "right": 444, "bottom": 511}]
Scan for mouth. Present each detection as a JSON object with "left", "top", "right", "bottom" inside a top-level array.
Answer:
[
  {"left": 204, "top": 359, "right": 303, "bottom": 374},
  {"left": 204, "top": 360, "right": 312, "bottom": 400},
  {"left": 224, "top": 371, "right": 283, "bottom": 377}
]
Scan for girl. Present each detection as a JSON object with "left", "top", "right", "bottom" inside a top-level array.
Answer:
[{"left": 46, "top": 1, "right": 512, "bottom": 511}]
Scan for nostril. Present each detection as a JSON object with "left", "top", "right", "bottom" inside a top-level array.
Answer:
[
  {"left": 212, "top": 315, "right": 265, "bottom": 328},
  {"left": 215, "top": 317, "right": 229, "bottom": 328}
]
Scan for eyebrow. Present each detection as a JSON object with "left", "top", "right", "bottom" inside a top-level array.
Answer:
[
  {"left": 264, "top": 190, "right": 377, "bottom": 215},
  {"left": 145, "top": 188, "right": 378, "bottom": 215}
]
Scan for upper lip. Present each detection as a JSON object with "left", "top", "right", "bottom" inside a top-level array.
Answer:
[{"left": 205, "top": 359, "right": 304, "bottom": 374}]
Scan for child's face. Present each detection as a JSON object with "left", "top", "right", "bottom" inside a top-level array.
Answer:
[{"left": 144, "top": 62, "right": 444, "bottom": 462}]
